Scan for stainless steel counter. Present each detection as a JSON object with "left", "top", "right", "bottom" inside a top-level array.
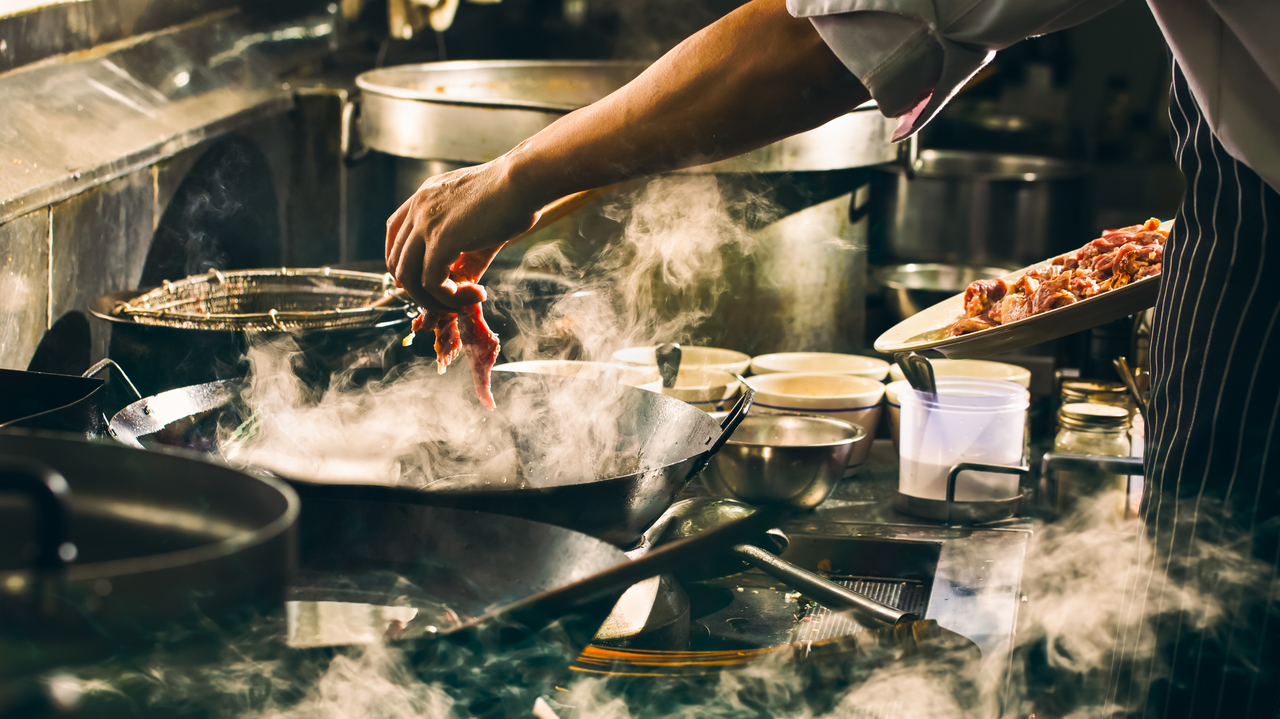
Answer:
[{"left": 777, "top": 439, "right": 1033, "bottom": 714}]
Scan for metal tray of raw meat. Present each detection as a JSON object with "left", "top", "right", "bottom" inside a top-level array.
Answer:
[{"left": 874, "top": 221, "right": 1170, "bottom": 359}]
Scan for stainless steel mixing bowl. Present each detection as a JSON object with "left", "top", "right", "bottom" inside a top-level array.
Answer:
[
  {"left": 874, "top": 263, "right": 1012, "bottom": 322},
  {"left": 703, "top": 414, "right": 866, "bottom": 509}
]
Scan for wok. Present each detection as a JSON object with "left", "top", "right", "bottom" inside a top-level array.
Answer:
[
  {"left": 3, "top": 446, "right": 782, "bottom": 717},
  {"left": 109, "top": 372, "right": 754, "bottom": 546},
  {"left": 0, "top": 431, "right": 298, "bottom": 682},
  {"left": 14, "top": 497, "right": 781, "bottom": 718},
  {"left": 0, "top": 370, "right": 103, "bottom": 435},
  {"left": 0, "top": 359, "right": 142, "bottom": 437}
]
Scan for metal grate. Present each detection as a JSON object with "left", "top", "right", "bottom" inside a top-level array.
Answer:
[
  {"left": 113, "top": 268, "right": 412, "bottom": 331},
  {"left": 793, "top": 577, "right": 928, "bottom": 644},
  {"left": 792, "top": 578, "right": 930, "bottom": 719}
]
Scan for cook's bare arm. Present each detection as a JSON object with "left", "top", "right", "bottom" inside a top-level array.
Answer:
[{"left": 386, "top": 0, "right": 868, "bottom": 310}]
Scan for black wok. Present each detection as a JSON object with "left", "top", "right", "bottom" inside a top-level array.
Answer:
[
  {"left": 109, "top": 372, "right": 753, "bottom": 546},
  {"left": 0, "top": 369, "right": 103, "bottom": 435},
  {"left": 0, "top": 431, "right": 298, "bottom": 682}
]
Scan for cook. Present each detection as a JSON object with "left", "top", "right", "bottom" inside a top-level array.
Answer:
[{"left": 385, "top": 1, "right": 1280, "bottom": 716}]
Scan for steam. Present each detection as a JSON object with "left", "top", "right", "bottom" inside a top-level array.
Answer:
[
  {"left": 101, "top": 175, "right": 1279, "bottom": 718},
  {"left": 219, "top": 336, "right": 647, "bottom": 489},
  {"left": 500, "top": 174, "right": 765, "bottom": 363},
  {"left": 49, "top": 487, "right": 1279, "bottom": 717},
  {"left": 219, "top": 175, "right": 760, "bottom": 489}
]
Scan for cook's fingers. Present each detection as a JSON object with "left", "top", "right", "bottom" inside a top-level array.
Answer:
[
  {"left": 393, "top": 238, "right": 457, "bottom": 312},
  {"left": 384, "top": 199, "right": 409, "bottom": 269},
  {"left": 421, "top": 245, "right": 486, "bottom": 309},
  {"left": 387, "top": 216, "right": 416, "bottom": 279}
]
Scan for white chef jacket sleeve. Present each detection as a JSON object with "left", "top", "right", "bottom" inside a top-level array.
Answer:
[{"left": 787, "top": 0, "right": 1124, "bottom": 140}]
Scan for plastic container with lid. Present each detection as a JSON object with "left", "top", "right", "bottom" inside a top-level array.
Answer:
[
  {"left": 898, "top": 378, "right": 1030, "bottom": 502},
  {"left": 1053, "top": 402, "right": 1133, "bottom": 516}
]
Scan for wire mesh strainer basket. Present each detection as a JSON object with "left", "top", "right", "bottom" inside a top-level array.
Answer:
[{"left": 112, "top": 268, "right": 414, "bottom": 331}]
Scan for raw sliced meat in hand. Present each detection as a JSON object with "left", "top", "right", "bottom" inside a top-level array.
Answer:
[
  {"left": 457, "top": 304, "right": 500, "bottom": 411},
  {"left": 406, "top": 244, "right": 505, "bottom": 409},
  {"left": 410, "top": 312, "right": 461, "bottom": 374}
]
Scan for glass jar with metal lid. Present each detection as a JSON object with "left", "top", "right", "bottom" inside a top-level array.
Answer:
[
  {"left": 1060, "top": 380, "right": 1132, "bottom": 412},
  {"left": 1052, "top": 402, "right": 1133, "bottom": 517}
]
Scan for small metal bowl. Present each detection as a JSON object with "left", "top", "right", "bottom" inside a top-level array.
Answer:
[
  {"left": 703, "top": 413, "right": 867, "bottom": 509},
  {"left": 875, "top": 263, "right": 1012, "bottom": 322}
]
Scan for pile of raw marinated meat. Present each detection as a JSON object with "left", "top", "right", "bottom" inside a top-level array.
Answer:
[
  {"left": 948, "top": 218, "right": 1167, "bottom": 337},
  {"left": 406, "top": 250, "right": 502, "bottom": 410}
]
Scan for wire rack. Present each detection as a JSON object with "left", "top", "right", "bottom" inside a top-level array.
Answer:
[{"left": 112, "top": 268, "right": 413, "bottom": 331}]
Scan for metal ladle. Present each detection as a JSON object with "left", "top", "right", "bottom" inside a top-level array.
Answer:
[
  {"left": 894, "top": 351, "right": 937, "bottom": 395},
  {"left": 1113, "top": 356, "right": 1149, "bottom": 427},
  {"left": 655, "top": 343, "right": 681, "bottom": 389},
  {"left": 660, "top": 497, "right": 917, "bottom": 628}
]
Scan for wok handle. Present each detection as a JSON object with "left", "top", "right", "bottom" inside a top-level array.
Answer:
[
  {"left": 83, "top": 359, "right": 143, "bottom": 429},
  {"left": 731, "top": 543, "right": 917, "bottom": 627},
  {"left": 715, "top": 385, "right": 754, "bottom": 446},
  {"left": 454, "top": 504, "right": 787, "bottom": 644},
  {"left": 690, "top": 385, "right": 754, "bottom": 476},
  {"left": 0, "top": 458, "right": 75, "bottom": 616}
]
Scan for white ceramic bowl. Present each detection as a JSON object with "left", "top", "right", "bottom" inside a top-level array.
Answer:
[
  {"left": 749, "top": 352, "right": 890, "bottom": 381},
  {"left": 611, "top": 346, "right": 752, "bottom": 376},
  {"left": 660, "top": 368, "right": 742, "bottom": 411},
  {"left": 887, "top": 359, "right": 1031, "bottom": 388},
  {"left": 744, "top": 372, "right": 885, "bottom": 476},
  {"left": 884, "top": 379, "right": 912, "bottom": 450},
  {"left": 493, "top": 360, "right": 661, "bottom": 390}
]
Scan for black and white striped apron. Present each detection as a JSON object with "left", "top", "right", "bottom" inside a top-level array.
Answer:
[{"left": 1108, "top": 62, "right": 1280, "bottom": 718}]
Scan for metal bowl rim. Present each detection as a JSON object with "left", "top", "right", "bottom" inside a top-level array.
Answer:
[
  {"left": 873, "top": 263, "right": 1016, "bottom": 290},
  {"left": 722, "top": 412, "right": 867, "bottom": 449}
]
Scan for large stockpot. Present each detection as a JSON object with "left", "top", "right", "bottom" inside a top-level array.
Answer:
[
  {"left": 869, "top": 150, "right": 1091, "bottom": 269},
  {"left": 356, "top": 61, "right": 897, "bottom": 173}
]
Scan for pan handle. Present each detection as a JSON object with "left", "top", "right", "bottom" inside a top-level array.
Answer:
[
  {"left": 83, "top": 359, "right": 143, "bottom": 430},
  {"left": 689, "top": 384, "right": 755, "bottom": 476},
  {"left": 0, "top": 458, "right": 75, "bottom": 617},
  {"left": 716, "top": 383, "right": 754, "bottom": 440},
  {"left": 82, "top": 358, "right": 142, "bottom": 400}
]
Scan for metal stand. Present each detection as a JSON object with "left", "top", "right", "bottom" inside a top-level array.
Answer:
[
  {"left": 893, "top": 462, "right": 1030, "bottom": 525},
  {"left": 1038, "top": 453, "right": 1145, "bottom": 520}
]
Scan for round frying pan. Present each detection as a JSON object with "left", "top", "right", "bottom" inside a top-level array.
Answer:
[{"left": 108, "top": 373, "right": 753, "bottom": 546}]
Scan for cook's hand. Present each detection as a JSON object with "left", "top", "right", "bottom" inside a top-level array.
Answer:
[{"left": 385, "top": 161, "right": 541, "bottom": 311}]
